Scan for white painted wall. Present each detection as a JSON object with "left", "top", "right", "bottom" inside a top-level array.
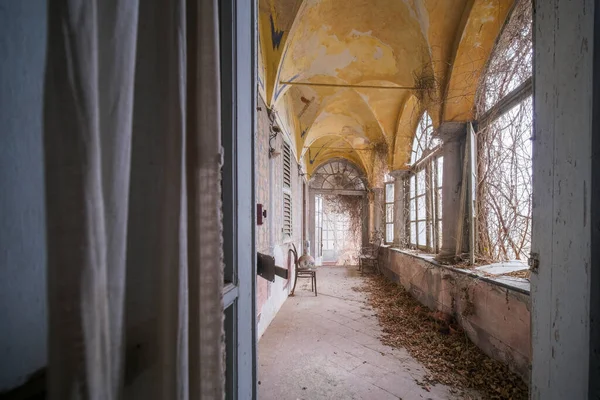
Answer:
[
  {"left": 257, "top": 245, "right": 292, "bottom": 339},
  {"left": 531, "top": 0, "right": 595, "bottom": 398},
  {"left": 0, "top": 0, "right": 48, "bottom": 392}
]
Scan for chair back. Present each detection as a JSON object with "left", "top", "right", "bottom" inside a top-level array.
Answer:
[{"left": 289, "top": 243, "right": 299, "bottom": 266}]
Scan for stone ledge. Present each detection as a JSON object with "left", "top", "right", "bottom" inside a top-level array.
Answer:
[
  {"left": 382, "top": 246, "right": 530, "bottom": 295},
  {"left": 378, "top": 246, "right": 531, "bottom": 381}
]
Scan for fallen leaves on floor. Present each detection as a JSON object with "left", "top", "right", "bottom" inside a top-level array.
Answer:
[
  {"left": 505, "top": 270, "right": 530, "bottom": 279},
  {"left": 363, "top": 274, "right": 529, "bottom": 400}
]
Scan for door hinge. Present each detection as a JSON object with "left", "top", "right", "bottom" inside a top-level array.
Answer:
[{"left": 528, "top": 253, "right": 540, "bottom": 273}]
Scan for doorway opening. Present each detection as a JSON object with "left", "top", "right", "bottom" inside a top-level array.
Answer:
[{"left": 315, "top": 194, "right": 364, "bottom": 266}]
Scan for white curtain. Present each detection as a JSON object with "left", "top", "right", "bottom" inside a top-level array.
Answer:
[{"left": 43, "top": 0, "right": 224, "bottom": 399}]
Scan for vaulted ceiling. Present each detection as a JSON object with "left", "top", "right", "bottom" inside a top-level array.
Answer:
[{"left": 258, "top": 0, "right": 515, "bottom": 186}]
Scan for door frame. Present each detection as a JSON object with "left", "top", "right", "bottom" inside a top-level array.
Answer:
[{"left": 219, "top": 0, "right": 256, "bottom": 398}]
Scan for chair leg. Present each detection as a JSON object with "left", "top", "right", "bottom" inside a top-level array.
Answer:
[
  {"left": 290, "top": 270, "right": 299, "bottom": 296},
  {"left": 311, "top": 275, "right": 314, "bottom": 292},
  {"left": 314, "top": 273, "right": 317, "bottom": 296}
]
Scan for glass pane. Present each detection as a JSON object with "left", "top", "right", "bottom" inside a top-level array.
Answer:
[
  {"left": 417, "top": 196, "right": 426, "bottom": 220},
  {"left": 410, "top": 175, "right": 416, "bottom": 197},
  {"left": 418, "top": 221, "right": 427, "bottom": 247},
  {"left": 437, "top": 188, "right": 443, "bottom": 219},
  {"left": 410, "top": 222, "right": 417, "bottom": 245},
  {"left": 437, "top": 220, "right": 443, "bottom": 250},
  {"left": 386, "top": 224, "right": 394, "bottom": 243},
  {"left": 437, "top": 156, "right": 444, "bottom": 189},
  {"left": 417, "top": 170, "right": 426, "bottom": 196},
  {"left": 386, "top": 204, "right": 394, "bottom": 223},
  {"left": 409, "top": 199, "right": 416, "bottom": 221},
  {"left": 386, "top": 183, "right": 395, "bottom": 202}
]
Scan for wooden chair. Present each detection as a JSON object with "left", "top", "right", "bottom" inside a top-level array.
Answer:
[
  {"left": 289, "top": 243, "right": 317, "bottom": 296},
  {"left": 359, "top": 238, "right": 382, "bottom": 274}
]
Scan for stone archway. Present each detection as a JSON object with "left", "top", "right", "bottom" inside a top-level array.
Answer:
[{"left": 308, "top": 160, "right": 369, "bottom": 265}]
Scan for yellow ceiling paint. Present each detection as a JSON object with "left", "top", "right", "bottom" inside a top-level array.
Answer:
[{"left": 259, "top": 0, "right": 516, "bottom": 186}]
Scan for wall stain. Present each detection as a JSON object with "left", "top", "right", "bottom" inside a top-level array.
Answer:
[{"left": 270, "top": 15, "right": 284, "bottom": 50}]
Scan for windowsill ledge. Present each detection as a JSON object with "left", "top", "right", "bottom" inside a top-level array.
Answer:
[{"left": 382, "top": 245, "right": 530, "bottom": 295}]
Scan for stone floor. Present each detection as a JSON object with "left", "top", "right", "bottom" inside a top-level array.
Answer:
[{"left": 258, "top": 266, "right": 466, "bottom": 400}]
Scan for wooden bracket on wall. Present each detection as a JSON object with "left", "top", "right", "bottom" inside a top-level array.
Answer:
[{"left": 257, "top": 252, "right": 289, "bottom": 282}]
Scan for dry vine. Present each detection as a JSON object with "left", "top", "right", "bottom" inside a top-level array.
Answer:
[
  {"left": 322, "top": 194, "right": 365, "bottom": 264},
  {"left": 474, "top": 0, "right": 533, "bottom": 262}
]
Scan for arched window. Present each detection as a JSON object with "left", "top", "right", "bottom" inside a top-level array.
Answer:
[
  {"left": 384, "top": 174, "right": 394, "bottom": 243},
  {"left": 411, "top": 112, "right": 436, "bottom": 164},
  {"left": 475, "top": 0, "right": 532, "bottom": 261},
  {"left": 309, "top": 160, "right": 366, "bottom": 192},
  {"left": 406, "top": 112, "right": 443, "bottom": 252}
]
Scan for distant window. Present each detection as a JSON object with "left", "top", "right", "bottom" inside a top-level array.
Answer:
[
  {"left": 410, "top": 113, "right": 438, "bottom": 164},
  {"left": 282, "top": 141, "right": 292, "bottom": 239},
  {"left": 406, "top": 112, "right": 442, "bottom": 252},
  {"left": 385, "top": 182, "right": 394, "bottom": 243}
]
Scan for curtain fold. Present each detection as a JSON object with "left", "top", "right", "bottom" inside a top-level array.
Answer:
[{"left": 44, "top": 0, "right": 224, "bottom": 399}]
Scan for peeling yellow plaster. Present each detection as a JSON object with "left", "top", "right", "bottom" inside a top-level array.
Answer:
[
  {"left": 393, "top": 95, "right": 425, "bottom": 169},
  {"left": 443, "top": 0, "right": 514, "bottom": 121},
  {"left": 259, "top": 0, "right": 516, "bottom": 178},
  {"left": 258, "top": 0, "right": 304, "bottom": 106}
]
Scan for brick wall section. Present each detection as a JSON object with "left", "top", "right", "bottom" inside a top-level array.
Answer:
[
  {"left": 255, "top": 96, "right": 304, "bottom": 337},
  {"left": 378, "top": 247, "right": 531, "bottom": 381}
]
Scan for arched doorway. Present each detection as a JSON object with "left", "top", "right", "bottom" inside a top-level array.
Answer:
[{"left": 309, "top": 160, "right": 368, "bottom": 266}]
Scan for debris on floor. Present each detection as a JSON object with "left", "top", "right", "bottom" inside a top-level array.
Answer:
[
  {"left": 504, "top": 269, "right": 531, "bottom": 279},
  {"left": 364, "top": 274, "right": 529, "bottom": 400}
]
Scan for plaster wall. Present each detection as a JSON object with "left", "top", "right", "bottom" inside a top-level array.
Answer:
[
  {"left": 379, "top": 247, "right": 531, "bottom": 381},
  {"left": 0, "top": 0, "right": 48, "bottom": 392},
  {"left": 256, "top": 96, "right": 305, "bottom": 340}
]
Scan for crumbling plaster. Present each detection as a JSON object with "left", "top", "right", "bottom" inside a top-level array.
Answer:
[{"left": 258, "top": 0, "right": 514, "bottom": 184}]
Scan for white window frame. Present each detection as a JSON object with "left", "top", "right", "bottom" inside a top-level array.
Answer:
[
  {"left": 406, "top": 112, "right": 443, "bottom": 253},
  {"left": 384, "top": 181, "right": 394, "bottom": 244}
]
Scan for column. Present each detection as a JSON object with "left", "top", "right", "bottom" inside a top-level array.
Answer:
[
  {"left": 361, "top": 195, "right": 370, "bottom": 248},
  {"left": 371, "top": 187, "right": 384, "bottom": 241},
  {"left": 308, "top": 189, "right": 316, "bottom": 258},
  {"left": 436, "top": 122, "right": 466, "bottom": 261},
  {"left": 389, "top": 170, "right": 408, "bottom": 247},
  {"left": 533, "top": 1, "right": 596, "bottom": 397}
]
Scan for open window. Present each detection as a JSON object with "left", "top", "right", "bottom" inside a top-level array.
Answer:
[{"left": 475, "top": 0, "right": 532, "bottom": 261}]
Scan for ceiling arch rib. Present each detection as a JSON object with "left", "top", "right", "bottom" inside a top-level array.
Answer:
[
  {"left": 259, "top": 0, "right": 518, "bottom": 180},
  {"left": 277, "top": 80, "right": 407, "bottom": 162},
  {"left": 305, "top": 136, "right": 370, "bottom": 181},
  {"left": 442, "top": 0, "right": 514, "bottom": 121},
  {"left": 258, "top": 0, "right": 305, "bottom": 107},
  {"left": 273, "top": 0, "right": 434, "bottom": 105},
  {"left": 299, "top": 87, "right": 387, "bottom": 149},
  {"left": 305, "top": 134, "right": 370, "bottom": 174},
  {"left": 392, "top": 94, "right": 423, "bottom": 170},
  {"left": 266, "top": 0, "right": 442, "bottom": 178}
]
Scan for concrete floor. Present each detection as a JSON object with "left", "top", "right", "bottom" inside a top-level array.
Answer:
[{"left": 258, "top": 266, "right": 466, "bottom": 400}]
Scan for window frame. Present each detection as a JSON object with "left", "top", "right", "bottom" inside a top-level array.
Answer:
[
  {"left": 406, "top": 112, "right": 443, "bottom": 253},
  {"left": 384, "top": 181, "right": 394, "bottom": 244},
  {"left": 282, "top": 139, "right": 293, "bottom": 241},
  {"left": 473, "top": 0, "right": 533, "bottom": 262}
]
